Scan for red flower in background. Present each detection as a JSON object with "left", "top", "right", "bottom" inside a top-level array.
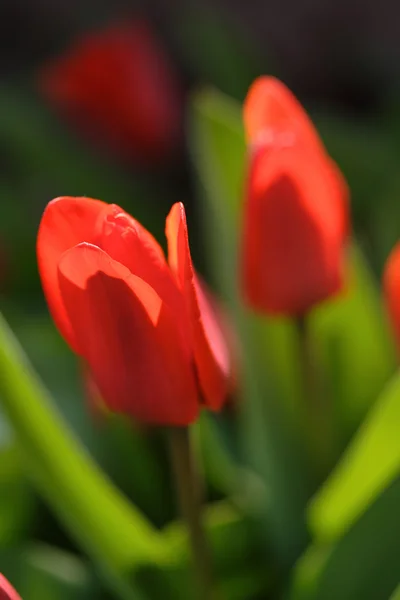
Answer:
[
  {"left": 241, "top": 76, "right": 349, "bottom": 316},
  {"left": 383, "top": 243, "right": 400, "bottom": 352},
  {"left": 37, "top": 197, "right": 232, "bottom": 425},
  {"left": 0, "top": 574, "right": 21, "bottom": 600},
  {"left": 38, "top": 20, "right": 182, "bottom": 164}
]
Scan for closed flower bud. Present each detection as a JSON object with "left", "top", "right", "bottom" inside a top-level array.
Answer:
[{"left": 241, "top": 76, "right": 349, "bottom": 316}]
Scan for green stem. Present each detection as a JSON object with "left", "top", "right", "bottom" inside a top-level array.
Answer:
[
  {"left": 295, "top": 314, "right": 334, "bottom": 478},
  {"left": 167, "top": 426, "right": 215, "bottom": 600}
]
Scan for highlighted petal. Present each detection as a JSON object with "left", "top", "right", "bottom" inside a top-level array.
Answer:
[
  {"left": 58, "top": 243, "right": 198, "bottom": 425},
  {"left": 244, "top": 76, "right": 322, "bottom": 151},
  {"left": 99, "top": 204, "right": 186, "bottom": 322},
  {"left": 166, "top": 203, "right": 231, "bottom": 410},
  {"left": 37, "top": 196, "right": 107, "bottom": 351}
]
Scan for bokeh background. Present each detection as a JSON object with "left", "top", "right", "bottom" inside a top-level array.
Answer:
[{"left": 1, "top": 0, "right": 400, "bottom": 598}]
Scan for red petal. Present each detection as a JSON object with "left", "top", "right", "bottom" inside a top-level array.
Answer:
[
  {"left": 0, "top": 574, "right": 21, "bottom": 600},
  {"left": 166, "top": 203, "right": 231, "bottom": 410},
  {"left": 99, "top": 204, "right": 186, "bottom": 322},
  {"left": 384, "top": 243, "right": 400, "bottom": 354},
  {"left": 242, "top": 144, "right": 347, "bottom": 315},
  {"left": 243, "top": 76, "right": 323, "bottom": 152},
  {"left": 58, "top": 243, "right": 198, "bottom": 425},
  {"left": 37, "top": 196, "right": 107, "bottom": 351}
]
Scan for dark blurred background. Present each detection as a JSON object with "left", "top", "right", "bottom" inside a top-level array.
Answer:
[{"left": 0, "top": 0, "right": 400, "bottom": 597}]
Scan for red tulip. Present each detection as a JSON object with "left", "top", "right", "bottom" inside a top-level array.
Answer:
[
  {"left": 244, "top": 76, "right": 323, "bottom": 152},
  {"left": 37, "top": 197, "right": 231, "bottom": 425},
  {"left": 241, "top": 77, "right": 349, "bottom": 316},
  {"left": 38, "top": 20, "right": 182, "bottom": 164},
  {"left": 383, "top": 242, "right": 400, "bottom": 352},
  {"left": 0, "top": 574, "right": 21, "bottom": 600}
]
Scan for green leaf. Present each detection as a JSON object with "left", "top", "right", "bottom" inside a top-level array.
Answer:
[
  {"left": 0, "top": 440, "right": 33, "bottom": 546},
  {"left": 291, "top": 478, "right": 400, "bottom": 600},
  {"left": 161, "top": 501, "right": 269, "bottom": 599},
  {"left": 308, "top": 370, "right": 400, "bottom": 543},
  {"left": 390, "top": 583, "right": 400, "bottom": 600},
  {"left": 4, "top": 309, "right": 170, "bottom": 527},
  {"left": 1, "top": 543, "right": 100, "bottom": 600},
  {"left": 0, "top": 310, "right": 165, "bottom": 599}
]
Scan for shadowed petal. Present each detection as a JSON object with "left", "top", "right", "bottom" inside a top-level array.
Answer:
[
  {"left": 58, "top": 243, "right": 198, "bottom": 425},
  {"left": 166, "top": 203, "right": 231, "bottom": 410},
  {"left": 242, "top": 144, "right": 347, "bottom": 315}
]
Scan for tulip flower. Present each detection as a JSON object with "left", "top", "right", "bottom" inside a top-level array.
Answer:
[
  {"left": 241, "top": 76, "right": 349, "bottom": 316},
  {"left": 38, "top": 20, "right": 182, "bottom": 164},
  {"left": 37, "top": 197, "right": 231, "bottom": 425},
  {"left": 0, "top": 574, "right": 21, "bottom": 600},
  {"left": 383, "top": 242, "right": 400, "bottom": 352}
]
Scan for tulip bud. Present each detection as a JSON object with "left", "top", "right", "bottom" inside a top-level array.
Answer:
[{"left": 241, "top": 76, "right": 349, "bottom": 316}]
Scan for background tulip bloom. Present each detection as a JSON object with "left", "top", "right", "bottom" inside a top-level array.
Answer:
[
  {"left": 38, "top": 20, "right": 182, "bottom": 164},
  {"left": 37, "top": 197, "right": 231, "bottom": 425},
  {"left": 0, "top": 574, "right": 21, "bottom": 600},
  {"left": 241, "top": 77, "right": 349, "bottom": 316},
  {"left": 383, "top": 242, "right": 400, "bottom": 352}
]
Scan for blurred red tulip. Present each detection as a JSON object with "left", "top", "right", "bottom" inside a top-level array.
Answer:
[
  {"left": 384, "top": 242, "right": 400, "bottom": 352},
  {"left": 244, "top": 76, "right": 349, "bottom": 237},
  {"left": 0, "top": 574, "right": 21, "bottom": 600},
  {"left": 241, "top": 76, "right": 349, "bottom": 316},
  {"left": 244, "top": 76, "right": 323, "bottom": 151},
  {"left": 37, "top": 197, "right": 232, "bottom": 425},
  {"left": 38, "top": 20, "right": 182, "bottom": 164}
]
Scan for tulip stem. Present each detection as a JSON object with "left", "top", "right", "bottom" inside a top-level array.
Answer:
[
  {"left": 167, "top": 426, "right": 215, "bottom": 600},
  {"left": 295, "top": 314, "right": 333, "bottom": 479}
]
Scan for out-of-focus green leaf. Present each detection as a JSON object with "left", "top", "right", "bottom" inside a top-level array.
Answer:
[
  {"left": 162, "top": 500, "right": 268, "bottom": 599},
  {"left": 1, "top": 543, "right": 100, "bottom": 600},
  {"left": 311, "top": 245, "right": 396, "bottom": 444},
  {"left": 308, "top": 371, "right": 400, "bottom": 542},
  {"left": 0, "top": 310, "right": 166, "bottom": 599},
  {"left": 175, "top": 5, "right": 262, "bottom": 100},
  {"left": 390, "top": 583, "right": 400, "bottom": 600},
  {"left": 0, "top": 440, "right": 33, "bottom": 547},
  {"left": 290, "top": 478, "right": 400, "bottom": 600},
  {"left": 2, "top": 308, "right": 171, "bottom": 527}
]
